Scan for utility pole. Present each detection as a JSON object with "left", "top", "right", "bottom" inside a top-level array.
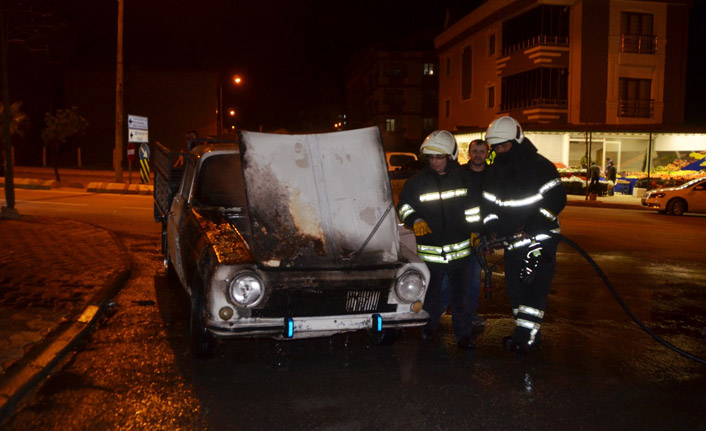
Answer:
[
  {"left": 114, "top": 0, "right": 124, "bottom": 182},
  {"left": 1, "top": 2, "right": 18, "bottom": 218}
]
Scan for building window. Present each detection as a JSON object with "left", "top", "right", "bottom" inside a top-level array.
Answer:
[
  {"left": 488, "top": 34, "right": 496, "bottom": 56},
  {"left": 500, "top": 68, "right": 568, "bottom": 111},
  {"left": 423, "top": 63, "right": 435, "bottom": 76},
  {"left": 444, "top": 100, "right": 450, "bottom": 118},
  {"left": 384, "top": 65, "right": 404, "bottom": 77},
  {"left": 385, "top": 89, "right": 404, "bottom": 112},
  {"left": 423, "top": 117, "right": 436, "bottom": 131},
  {"left": 462, "top": 46, "right": 472, "bottom": 100},
  {"left": 385, "top": 118, "right": 396, "bottom": 132},
  {"left": 618, "top": 78, "right": 652, "bottom": 118},
  {"left": 502, "top": 5, "right": 569, "bottom": 55},
  {"left": 446, "top": 57, "right": 451, "bottom": 76},
  {"left": 620, "top": 12, "right": 656, "bottom": 54},
  {"left": 487, "top": 86, "right": 495, "bottom": 109}
]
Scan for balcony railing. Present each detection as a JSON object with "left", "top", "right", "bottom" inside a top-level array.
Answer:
[
  {"left": 502, "top": 35, "right": 569, "bottom": 56},
  {"left": 618, "top": 99, "right": 654, "bottom": 118},
  {"left": 500, "top": 97, "right": 568, "bottom": 112},
  {"left": 620, "top": 34, "right": 657, "bottom": 54}
]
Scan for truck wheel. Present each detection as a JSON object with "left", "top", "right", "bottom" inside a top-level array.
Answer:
[
  {"left": 667, "top": 198, "right": 687, "bottom": 216},
  {"left": 190, "top": 285, "right": 215, "bottom": 359},
  {"left": 163, "top": 252, "right": 178, "bottom": 282},
  {"left": 367, "top": 328, "right": 402, "bottom": 346}
]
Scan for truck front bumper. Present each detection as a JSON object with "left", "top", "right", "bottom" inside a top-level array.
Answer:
[{"left": 206, "top": 311, "right": 429, "bottom": 340}]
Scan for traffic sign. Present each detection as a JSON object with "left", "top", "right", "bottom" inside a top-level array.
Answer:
[
  {"left": 139, "top": 142, "right": 150, "bottom": 160},
  {"left": 128, "top": 115, "right": 148, "bottom": 130},
  {"left": 129, "top": 129, "right": 149, "bottom": 143},
  {"left": 127, "top": 142, "right": 135, "bottom": 162}
]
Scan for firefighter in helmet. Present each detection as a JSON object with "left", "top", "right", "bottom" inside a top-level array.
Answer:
[
  {"left": 481, "top": 116, "right": 566, "bottom": 355},
  {"left": 396, "top": 130, "right": 481, "bottom": 349}
]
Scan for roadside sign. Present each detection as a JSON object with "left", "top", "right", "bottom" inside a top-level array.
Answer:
[
  {"left": 127, "top": 142, "right": 135, "bottom": 162},
  {"left": 128, "top": 115, "right": 148, "bottom": 130},
  {"left": 128, "top": 129, "right": 149, "bottom": 143},
  {"left": 139, "top": 142, "right": 150, "bottom": 160}
]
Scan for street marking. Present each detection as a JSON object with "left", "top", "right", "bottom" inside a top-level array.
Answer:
[
  {"left": 10, "top": 200, "right": 88, "bottom": 206},
  {"left": 78, "top": 305, "right": 99, "bottom": 323}
]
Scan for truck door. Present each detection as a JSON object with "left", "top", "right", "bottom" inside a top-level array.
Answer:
[{"left": 168, "top": 156, "right": 196, "bottom": 288}]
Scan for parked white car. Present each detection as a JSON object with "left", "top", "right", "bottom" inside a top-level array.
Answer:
[{"left": 641, "top": 177, "right": 706, "bottom": 215}]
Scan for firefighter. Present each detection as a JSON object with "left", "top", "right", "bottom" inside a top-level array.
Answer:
[
  {"left": 481, "top": 116, "right": 566, "bottom": 355},
  {"left": 397, "top": 130, "right": 480, "bottom": 349}
]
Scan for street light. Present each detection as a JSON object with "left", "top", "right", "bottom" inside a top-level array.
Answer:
[{"left": 218, "top": 74, "right": 244, "bottom": 136}]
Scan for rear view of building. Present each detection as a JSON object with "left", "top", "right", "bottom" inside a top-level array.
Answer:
[{"left": 346, "top": 37, "right": 439, "bottom": 153}]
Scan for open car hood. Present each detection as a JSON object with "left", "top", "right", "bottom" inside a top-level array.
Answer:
[{"left": 239, "top": 127, "right": 399, "bottom": 268}]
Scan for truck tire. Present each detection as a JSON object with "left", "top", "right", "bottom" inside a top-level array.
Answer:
[
  {"left": 190, "top": 283, "right": 215, "bottom": 359},
  {"left": 163, "top": 252, "right": 178, "bottom": 282}
]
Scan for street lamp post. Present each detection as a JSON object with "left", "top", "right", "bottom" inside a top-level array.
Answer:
[{"left": 218, "top": 74, "right": 243, "bottom": 136}]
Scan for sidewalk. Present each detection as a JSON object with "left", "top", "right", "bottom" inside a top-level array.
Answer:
[
  {"left": 1, "top": 166, "right": 153, "bottom": 195},
  {"left": 0, "top": 216, "right": 131, "bottom": 422},
  {"left": 2, "top": 166, "right": 646, "bottom": 209}
]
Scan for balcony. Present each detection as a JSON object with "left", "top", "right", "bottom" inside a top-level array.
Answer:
[
  {"left": 620, "top": 34, "right": 657, "bottom": 54},
  {"left": 502, "top": 35, "right": 569, "bottom": 56},
  {"left": 501, "top": 97, "right": 567, "bottom": 112},
  {"left": 618, "top": 99, "right": 654, "bottom": 118}
]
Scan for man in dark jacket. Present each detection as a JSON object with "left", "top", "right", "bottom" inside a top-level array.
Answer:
[
  {"left": 397, "top": 130, "right": 480, "bottom": 349},
  {"left": 480, "top": 116, "right": 566, "bottom": 355}
]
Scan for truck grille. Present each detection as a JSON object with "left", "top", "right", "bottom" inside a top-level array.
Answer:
[{"left": 251, "top": 287, "right": 396, "bottom": 318}]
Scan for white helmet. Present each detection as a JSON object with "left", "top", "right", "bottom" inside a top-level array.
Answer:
[
  {"left": 420, "top": 130, "right": 458, "bottom": 159},
  {"left": 486, "top": 116, "right": 524, "bottom": 146}
]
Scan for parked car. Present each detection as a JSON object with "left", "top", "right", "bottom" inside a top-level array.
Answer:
[
  {"left": 154, "top": 127, "right": 431, "bottom": 358},
  {"left": 641, "top": 177, "right": 706, "bottom": 215},
  {"left": 386, "top": 152, "right": 423, "bottom": 179}
]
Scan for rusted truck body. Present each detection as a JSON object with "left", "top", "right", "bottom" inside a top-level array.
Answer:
[{"left": 154, "top": 127, "right": 429, "bottom": 358}]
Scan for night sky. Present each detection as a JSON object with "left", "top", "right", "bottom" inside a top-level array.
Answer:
[
  {"left": 8, "top": 0, "right": 706, "bottom": 131},
  {"left": 117, "top": 0, "right": 463, "bottom": 130}
]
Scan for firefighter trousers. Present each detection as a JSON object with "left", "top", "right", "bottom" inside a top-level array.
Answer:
[{"left": 503, "top": 237, "right": 559, "bottom": 345}]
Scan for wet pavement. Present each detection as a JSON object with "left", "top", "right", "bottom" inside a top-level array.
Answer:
[{"left": 0, "top": 166, "right": 649, "bottom": 423}]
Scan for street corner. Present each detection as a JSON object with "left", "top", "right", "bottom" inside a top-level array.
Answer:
[{"left": 86, "top": 182, "right": 153, "bottom": 195}]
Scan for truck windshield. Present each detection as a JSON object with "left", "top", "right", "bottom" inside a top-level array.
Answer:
[{"left": 192, "top": 153, "right": 247, "bottom": 209}]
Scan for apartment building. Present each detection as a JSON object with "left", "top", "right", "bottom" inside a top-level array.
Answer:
[
  {"left": 345, "top": 42, "right": 439, "bottom": 152},
  {"left": 434, "top": 0, "right": 703, "bottom": 180},
  {"left": 435, "top": 0, "right": 691, "bottom": 131}
]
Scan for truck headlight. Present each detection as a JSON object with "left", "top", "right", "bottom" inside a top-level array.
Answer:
[
  {"left": 395, "top": 270, "right": 426, "bottom": 303},
  {"left": 227, "top": 272, "right": 264, "bottom": 308}
]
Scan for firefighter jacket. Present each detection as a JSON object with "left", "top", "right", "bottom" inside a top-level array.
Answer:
[
  {"left": 464, "top": 165, "right": 487, "bottom": 235},
  {"left": 397, "top": 160, "right": 481, "bottom": 264},
  {"left": 481, "top": 138, "right": 566, "bottom": 248}
]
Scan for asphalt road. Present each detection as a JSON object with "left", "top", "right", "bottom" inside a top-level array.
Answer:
[{"left": 2, "top": 189, "right": 705, "bottom": 431}]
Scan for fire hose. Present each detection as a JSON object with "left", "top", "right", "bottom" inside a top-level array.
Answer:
[{"left": 473, "top": 232, "right": 706, "bottom": 365}]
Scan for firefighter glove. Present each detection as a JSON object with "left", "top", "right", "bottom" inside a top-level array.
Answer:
[{"left": 413, "top": 219, "right": 432, "bottom": 237}]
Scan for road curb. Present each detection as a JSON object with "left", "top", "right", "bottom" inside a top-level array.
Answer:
[
  {"left": 0, "top": 178, "right": 54, "bottom": 190},
  {"left": 565, "top": 199, "right": 645, "bottom": 211},
  {"left": 0, "top": 267, "right": 131, "bottom": 424},
  {"left": 86, "top": 181, "right": 153, "bottom": 195}
]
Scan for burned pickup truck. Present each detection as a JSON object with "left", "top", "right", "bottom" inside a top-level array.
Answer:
[{"left": 154, "top": 127, "right": 430, "bottom": 358}]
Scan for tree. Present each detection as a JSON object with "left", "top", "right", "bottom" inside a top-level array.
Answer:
[
  {"left": 0, "top": 100, "right": 28, "bottom": 169},
  {"left": 41, "top": 106, "right": 88, "bottom": 181},
  {"left": 1, "top": 0, "right": 67, "bottom": 217}
]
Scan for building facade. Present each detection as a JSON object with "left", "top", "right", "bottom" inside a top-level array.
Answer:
[
  {"left": 345, "top": 46, "right": 439, "bottom": 152},
  {"left": 435, "top": 0, "right": 691, "bottom": 131},
  {"left": 434, "top": 0, "right": 704, "bottom": 186}
]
